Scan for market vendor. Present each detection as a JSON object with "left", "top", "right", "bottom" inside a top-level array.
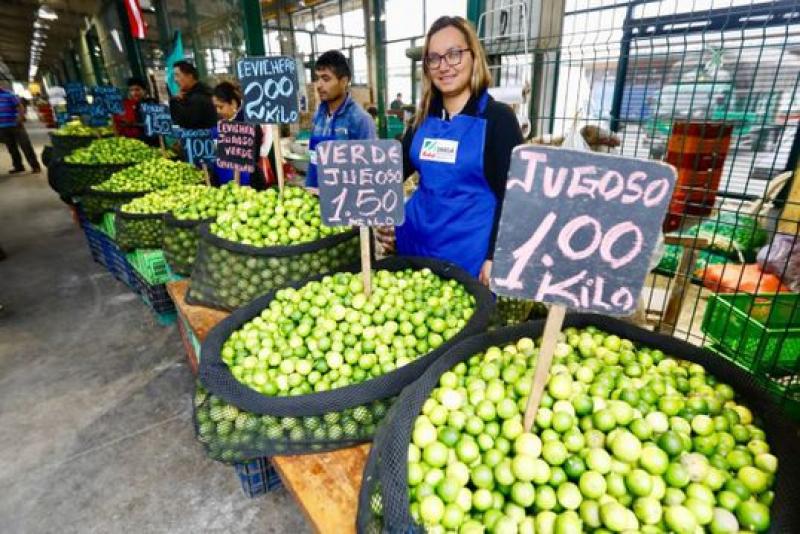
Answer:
[
  {"left": 211, "top": 81, "right": 272, "bottom": 189},
  {"left": 113, "top": 77, "right": 157, "bottom": 146},
  {"left": 305, "top": 50, "right": 377, "bottom": 191},
  {"left": 376, "top": 16, "right": 523, "bottom": 285}
]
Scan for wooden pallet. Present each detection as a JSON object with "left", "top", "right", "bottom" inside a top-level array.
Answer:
[{"left": 166, "top": 280, "right": 368, "bottom": 534}]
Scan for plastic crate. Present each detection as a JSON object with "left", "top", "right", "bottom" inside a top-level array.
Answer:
[
  {"left": 233, "top": 457, "right": 283, "bottom": 497},
  {"left": 81, "top": 221, "right": 107, "bottom": 268},
  {"left": 131, "top": 268, "right": 175, "bottom": 315},
  {"left": 702, "top": 293, "right": 800, "bottom": 374},
  {"left": 127, "top": 249, "right": 172, "bottom": 286},
  {"left": 99, "top": 212, "right": 116, "bottom": 239}
]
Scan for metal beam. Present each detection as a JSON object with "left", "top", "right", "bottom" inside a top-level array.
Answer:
[{"left": 240, "top": 0, "right": 266, "bottom": 56}]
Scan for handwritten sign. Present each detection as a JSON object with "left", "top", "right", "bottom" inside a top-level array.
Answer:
[
  {"left": 237, "top": 56, "right": 299, "bottom": 124},
  {"left": 91, "top": 85, "right": 124, "bottom": 114},
  {"left": 65, "top": 82, "right": 89, "bottom": 115},
  {"left": 216, "top": 121, "right": 257, "bottom": 174},
  {"left": 141, "top": 103, "right": 173, "bottom": 136},
  {"left": 317, "top": 140, "right": 404, "bottom": 227},
  {"left": 491, "top": 146, "right": 676, "bottom": 316},
  {"left": 176, "top": 128, "right": 216, "bottom": 166},
  {"left": 87, "top": 104, "right": 110, "bottom": 126}
]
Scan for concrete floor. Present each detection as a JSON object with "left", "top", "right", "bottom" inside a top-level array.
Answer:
[{"left": 0, "top": 121, "right": 310, "bottom": 533}]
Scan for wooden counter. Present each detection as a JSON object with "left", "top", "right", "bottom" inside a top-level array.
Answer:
[{"left": 167, "top": 280, "right": 369, "bottom": 534}]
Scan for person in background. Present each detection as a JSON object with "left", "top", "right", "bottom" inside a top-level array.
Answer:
[
  {"left": 305, "top": 50, "right": 376, "bottom": 190},
  {"left": 375, "top": 16, "right": 523, "bottom": 284},
  {"left": 211, "top": 81, "right": 271, "bottom": 190},
  {"left": 0, "top": 79, "right": 40, "bottom": 174},
  {"left": 390, "top": 92, "right": 404, "bottom": 110},
  {"left": 367, "top": 105, "right": 379, "bottom": 126},
  {"left": 113, "top": 77, "right": 157, "bottom": 145},
  {"left": 169, "top": 61, "right": 217, "bottom": 129}
]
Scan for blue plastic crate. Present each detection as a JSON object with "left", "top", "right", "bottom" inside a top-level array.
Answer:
[
  {"left": 81, "top": 223, "right": 107, "bottom": 267},
  {"left": 131, "top": 268, "right": 175, "bottom": 315},
  {"left": 234, "top": 457, "right": 283, "bottom": 497}
]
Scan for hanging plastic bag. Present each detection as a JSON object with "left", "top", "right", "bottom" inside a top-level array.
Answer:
[{"left": 757, "top": 233, "right": 800, "bottom": 291}]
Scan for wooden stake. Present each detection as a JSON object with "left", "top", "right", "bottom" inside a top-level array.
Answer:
[
  {"left": 360, "top": 226, "right": 371, "bottom": 297},
  {"left": 523, "top": 304, "right": 567, "bottom": 431},
  {"left": 201, "top": 163, "right": 211, "bottom": 186},
  {"left": 158, "top": 135, "right": 167, "bottom": 157},
  {"left": 272, "top": 124, "right": 285, "bottom": 193},
  {"left": 234, "top": 168, "right": 241, "bottom": 185}
]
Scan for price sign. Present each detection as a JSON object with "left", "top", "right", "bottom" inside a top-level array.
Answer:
[
  {"left": 141, "top": 103, "right": 173, "bottom": 136},
  {"left": 87, "top": 103, "right": 110, "bottom": 126},
  {"left": 491, "top": 146, "right": 675, "bottom": 315},
  {"left": 317, "top": 140, "right": 404, "bottom": 227},
  {"left": 216, "top": 121, "right": 257, "bottom": 174},
  {"left": 176, "top": 128, "right": 216, "bottom": 166},
  {"left": 91, "top": 85, "right": 123, "bottom": 114},
  {"left": 65, "top": 82, "right": 89, "bottom": 115},
  {"left": 490, "top": 146, "right": 676, "bottom": 430},
  {"left": 237, "top": 56, "right": 300, "bottom": 124}
]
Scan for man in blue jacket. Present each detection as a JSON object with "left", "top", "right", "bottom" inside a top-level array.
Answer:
[{"left": 306, "top": 50, "right": 376, "bottom": 190}]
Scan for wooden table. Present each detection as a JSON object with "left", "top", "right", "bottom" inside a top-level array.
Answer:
[{"left": 167, "top": 280, "right": 369, "bottom": 534}]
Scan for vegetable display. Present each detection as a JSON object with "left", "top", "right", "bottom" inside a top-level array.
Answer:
[
  {"left": 359, "top": 318, "right": 793, "bottom": 534},
  {"left": 187, "top": 187, "right": 360, "bottom": 310},
  {"left": 52, "top": 120, "right": 115, "bottom": 137},
  {"left": 65, "top": 137, "right": 161, "bottom": 165},
  {"left": 163, "top": 183, "right": 259, "bottom": 275}
]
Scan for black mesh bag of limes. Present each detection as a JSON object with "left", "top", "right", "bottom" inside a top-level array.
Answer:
[
  {"left": 357, "top": 314, "right": 800, "bottom": 534},
  {"left": 194, "top": 256, "right": 495, "bottom": 461},
  {"left": 116, "top": 185, "right": 209, "bottom": 251},
  {"left": 186, "top": 187, "right": 362, "bottom": 311}
]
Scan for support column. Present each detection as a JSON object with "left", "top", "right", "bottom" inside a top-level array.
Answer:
[
  {"left": 184, "top": 0, "right": 207, "bottom": 79},
  {"left": 370, "top": 0, "right": 387, "bottom": 138},
  {"left": 154, "top": 0, "right": 173, "bottom": 56},
  {"left": 240, "top": 0, "right": 266, "bottom": 56},
  {"left": 115, "top": 0, "right": 147, "bottom": 81},
  {"left": 609, "top": 2, "right": 636, "bottom": 133}
]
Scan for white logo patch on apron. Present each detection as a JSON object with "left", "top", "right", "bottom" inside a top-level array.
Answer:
[{"left": 419, "top": 138, "right": 459, "bottom": 163}]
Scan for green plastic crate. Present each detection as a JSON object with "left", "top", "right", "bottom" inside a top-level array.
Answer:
[
  {"left": 98, "top": 213, "right": 116, "bottom": 239},
  {"left": 127, "top": 249, "right": 172, "bottom": 286},
  {"left": 701, "top": 293, "right": 800, "bottom": 374}
]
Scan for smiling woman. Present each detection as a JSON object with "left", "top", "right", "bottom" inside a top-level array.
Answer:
[{"left": 376, "top": 16, "right": 524, "bottom": 286}]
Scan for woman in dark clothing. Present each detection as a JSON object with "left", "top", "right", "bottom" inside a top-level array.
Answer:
[{"left": 211, "top": 81, "right": 271, "bottom": 189}]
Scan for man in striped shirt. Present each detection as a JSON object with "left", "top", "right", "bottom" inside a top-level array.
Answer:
[{"left": 0, "top": 80, "right": 40, "bottom": 174}]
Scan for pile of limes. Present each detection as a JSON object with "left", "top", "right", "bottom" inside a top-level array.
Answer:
[{"left": 403, "top": 327, "right": 776, "bottom": 533}]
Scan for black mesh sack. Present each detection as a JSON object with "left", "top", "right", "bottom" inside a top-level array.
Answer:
[
  {"left": 163, "top": 213, "right": 212, "bottom": 276},
  {"left": 49, "top": 132, "right": 112, "bottom": 161},
  {"left": 51, "top": 161, "right": 132, "bottom": 199},
  {"left": 194, "top": 256, "right": 495, "bottom": 460},
  {"left": 80, "top": 188, "right": 148, "bottom": 223},
  {"left": 114, "top": 207, "right": 165, "bottom": 251},
  {"left": 186, "top": 222, "right": 361, "bottom": 311},
  {"left": 358, "top": 314, "right": 800, "bottom": 534}
]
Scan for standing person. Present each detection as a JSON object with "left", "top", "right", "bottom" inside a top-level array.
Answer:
[
  {"left": 375, "top": 16, "right": 523, "bottom": 284},
  {"left": 0, "top": 80, "right": 41, "bottom": 174},
  {"left": 113, "top": 77, "right": 157, "bottom": 145},
  {"left": 390, "top": 92, "right": 404, "bottom": 110},
  {"left": 211, "top": 81, "right": 271, "bottom": 189},
  {"left": 305, "top": 50, "right": 377, "bottom": 190},
  {"left": 168, "top": 61, "right": 217, "bottom": 129}
]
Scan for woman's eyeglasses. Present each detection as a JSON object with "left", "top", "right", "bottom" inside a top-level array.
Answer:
[{"left": 425, "top": 48, "right": 472, "bottom": 70}]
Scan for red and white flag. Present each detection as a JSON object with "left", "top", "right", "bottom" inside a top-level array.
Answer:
[{"left": 125, "top": 0, "right": 147, "bottom": 40}]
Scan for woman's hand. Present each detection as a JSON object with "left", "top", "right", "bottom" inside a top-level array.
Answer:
[
  {"left": 479, "top": 260, "right": 492, "bottom": 287},
  {"left": 374, "top": 226, "right": 396, "bottom": 255}
]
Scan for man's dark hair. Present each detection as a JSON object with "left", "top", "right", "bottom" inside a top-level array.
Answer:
[
  {"left": 127, "top": 77, "right": 147, "bottom": 89},
  {"left": 213, "top": 81, "right": 242, "bottom": 107},
  {"left": 396, "top": 93, "right": 402, "bottom": 97},
  {"left": 173, "top": 60, "right": 199, "bottom": 79},
  {"left": 315, "top": 50, "right": 351, "bottom": 80}
]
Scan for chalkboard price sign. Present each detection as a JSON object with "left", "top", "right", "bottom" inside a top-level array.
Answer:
[
  {"left": 317, "top": 139, "right": 404, "bottom": 227},
  {"left": 91, "top": 85, "right": 124, "bottom": 114},
  {"left": 176, "top": 128, "right": 216, "bottom": 166},
  {"left": 65, "top": 82, "right": 89, "bottom": 115},
  {"left": 141, "top": 103, "right": 173, "bottom": 136},
  {"left": 237, "top": 56, "right": 299, "bottom": 124},
  {"left": 216, "top": 121, "right": 257, "bottom": 174},
  {"left": 491, "top": 146, "right": 676, "bottom": 316}
]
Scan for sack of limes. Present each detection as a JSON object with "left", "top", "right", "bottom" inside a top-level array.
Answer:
[
  {"left": 186, "top": 186, "right": 361, "bottom": 311},
  {"left": 357, "top": 315, "right": 799, "bottom": 533},
  {"left": 194, "top": 256, "right": 494, "bottom": 461}
]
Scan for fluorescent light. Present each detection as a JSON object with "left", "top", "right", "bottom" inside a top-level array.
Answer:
[{"left": 38, "top": 6, "right": 58, "bottom": 20}]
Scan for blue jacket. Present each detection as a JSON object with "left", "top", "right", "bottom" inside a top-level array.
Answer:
[{"left": 306, "top": 93, "right": 377, "bottom": 187}]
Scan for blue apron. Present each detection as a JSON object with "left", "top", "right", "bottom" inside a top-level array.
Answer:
[
  {"left": 396, "top": 91, "right": 496, "bottom": 277},
  {"left": 306, "top": 113, "right": 340, "bottom": 188}
]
